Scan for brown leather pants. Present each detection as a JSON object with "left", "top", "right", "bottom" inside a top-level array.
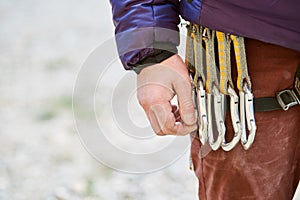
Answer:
[{"left": 191, "top": 39, "right": 300, "bottom": 200}]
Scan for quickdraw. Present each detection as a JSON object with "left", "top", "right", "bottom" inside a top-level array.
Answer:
[
  {"left": 216, "top": 32, "right": 242, "bottom": 151},
  {"left": 185, "top": 23, "right": 256, "bottom": 151},
  {"left": 230, "top": 35, "right": 257, "bottom": 150},
  {"left": 186, "top": 24, "right": 208, "bottom": 145},
  {"left": 203, "top": 28, "right": 226, "bottom": 151}
]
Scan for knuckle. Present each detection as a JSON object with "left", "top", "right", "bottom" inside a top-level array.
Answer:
[
  {"left": 180, "top": 99, "right": 194, "bottom": 112},
  {"left": 176, "top": 75, "right": 192, "bottom": 87},
  {"left": 137, "top": 92, "right": 160, "bottom": 108},
  {"left": 137, "top": 95, "right": 152, "bottom": 108},
  {"left": 137, "top": 95, "right": 147, "bottom": 107},
  {"left": 137, "top": 90, "right": 147, "bottom": 105}
]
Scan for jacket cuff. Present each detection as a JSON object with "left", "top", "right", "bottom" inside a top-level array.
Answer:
[
  {"left": 132, "top": 49, "right": 176, "bottom": 74},
  {"left": 132, "top": 42, "right": 177, "bottom": 74}
]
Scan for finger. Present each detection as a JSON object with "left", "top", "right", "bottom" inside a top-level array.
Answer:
[
  {"left": 173, "top": 122, "right": 198, "bottom": 136},
  {"left": 151, "top": 103, "right": 197, "bottom": 136},
  {"left": 150, "top": 103, "right": 177, "bottom": 135},
  {"left": 144, "top": 108, "right": 165, "bottom": 136},
  {"left": 173, "top": 79, "right": 196, "bottom": 126}
]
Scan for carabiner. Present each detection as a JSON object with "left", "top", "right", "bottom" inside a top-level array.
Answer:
[
  {"left": 221, "top": 86, "right": 242, "bottom": 151},
  {"left": 197, "top": 80, "right": 208, "bottom": 144},
  {"left": 240, "top": 84, "right": 257, "bottom": 150},
  {"left": 208, "top": 85, "right": 226, "bottom": 151}
]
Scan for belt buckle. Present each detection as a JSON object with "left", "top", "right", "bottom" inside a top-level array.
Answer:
[{"left": 276, "top": 89, "right": 300, "bottom": 111}]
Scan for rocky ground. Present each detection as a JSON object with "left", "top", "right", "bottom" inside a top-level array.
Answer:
[{"left": 0, "top": 0, "right": 198, "bottom": 199}]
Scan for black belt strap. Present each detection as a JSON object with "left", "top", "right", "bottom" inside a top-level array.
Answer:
[
  {"left": 226, "top": 96, "right": 296, "bottom": 113},
  {"left": 253, "top": 97, "right": 282, "bottom": 112}
]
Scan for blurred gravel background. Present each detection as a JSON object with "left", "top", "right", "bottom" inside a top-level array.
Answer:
[{"left": 0, "top": 0, "right": 198, "bottom": 199}]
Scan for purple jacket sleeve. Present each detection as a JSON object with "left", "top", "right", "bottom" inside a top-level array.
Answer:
[{"left": 110, "top": 0, "right": 180, "bottom": 70}]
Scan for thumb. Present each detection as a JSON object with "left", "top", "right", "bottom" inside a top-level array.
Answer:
[{"left": 173, "top": 79, "right": 196, "bottom": 126}]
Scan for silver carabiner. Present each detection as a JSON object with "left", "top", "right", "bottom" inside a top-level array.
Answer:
[
  {"left": 190, "top": 74, "right": 199, "bottom": 126},
  {"left": 197, "top": 80, "right": 208, "bottom": 144},
  {"left": 208, "top": 85, "right": 226, "bottom": 151},
  {"left": 240, "top": 84, "right": 257, "bottom": 150},
  {"left": 221, "top": 86, "right": 242, "bottom": 151}
]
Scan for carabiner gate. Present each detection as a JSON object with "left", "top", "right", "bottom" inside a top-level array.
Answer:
[
  {"left": 208, "top": 85, "right": 226, "bottom": 151},
  {"left": 197, "top": 80, "right": 208, "bottom": 145},
  {"left": 240, "top": 84, "right": 257, "bottom": 150},
  {"left": 221, "top": 86, "right": 242, "bottom": 151}
]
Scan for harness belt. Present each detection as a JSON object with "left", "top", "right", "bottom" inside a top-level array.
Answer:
[
  {"left": 251, "top": 66, "right": 300, "bottom": 112},
  {"left": 253, "top": 97, "right": 282, "bottom": 112}
]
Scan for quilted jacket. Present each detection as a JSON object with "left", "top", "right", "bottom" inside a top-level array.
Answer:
[{"left": 110, "top": 0, "right": 300, "bottom": 71}]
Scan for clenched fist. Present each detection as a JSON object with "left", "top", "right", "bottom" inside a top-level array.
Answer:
[{"left": 137, "top": 54, "right": 197, "bottom": 136}]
